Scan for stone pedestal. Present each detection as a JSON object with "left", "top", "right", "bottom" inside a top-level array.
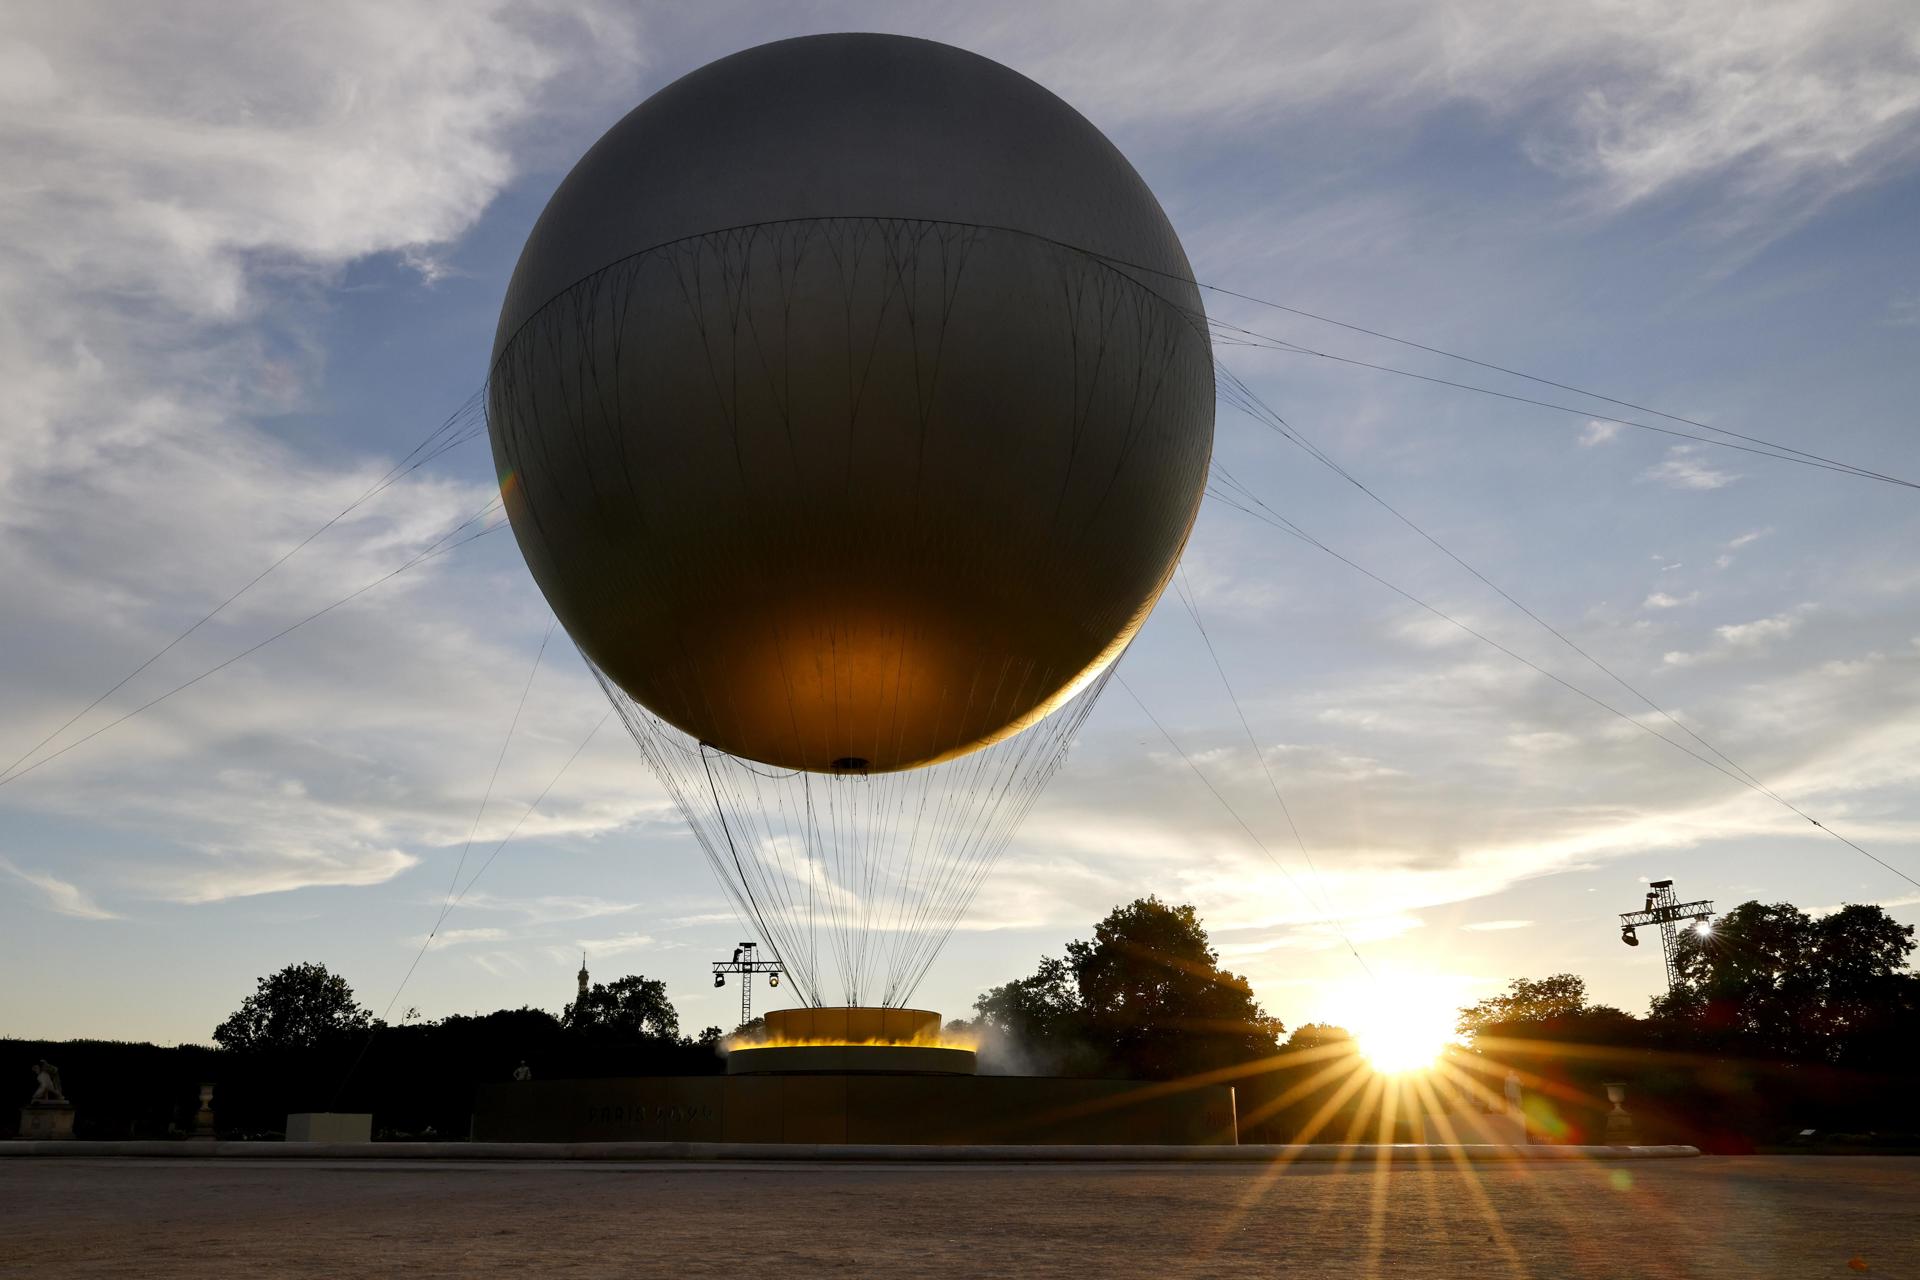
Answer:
[
  {"left": 189, "top": 1084, "right": 216, "bottom": 1141},
  {"left": 19, "top": 1104, "right": 75, "bottom": 1140},
  {"left": 1603, "top": 1083, "right": 1636, "bottom": 1145}
]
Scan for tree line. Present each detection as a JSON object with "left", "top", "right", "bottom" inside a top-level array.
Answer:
[{"left": 9, "top": 894, "right": 1914, "bottom": 1148}]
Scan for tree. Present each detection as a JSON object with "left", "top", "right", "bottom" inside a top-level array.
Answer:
[
  {"left": 974, "top": 956, "right": 1081, "bottom": 1045},
  {"left": 564, "top": 974, "right": 680, "bottom": 1040},
  {"left": 976, "top": 897, "right": 1284, "bottom": 1079},
  {"left": 1282, "top": 1023, "right": 1357, "bottom": 1056},
  {"left": 1655, "top": 900, "right": 1917, "bottom": 1065},
  {"left": 1811, "top": 904, "right": 1920, "bottom": 1068},
  {"left": 1457, "top": 973, "right": 1637, "bottom": 1051},
  {"left": 213, "top": 962, "right": 370, "bottom": 1052},
  {"left": 1458, "top": 974, "right": 1590, "bottom": 1032}
]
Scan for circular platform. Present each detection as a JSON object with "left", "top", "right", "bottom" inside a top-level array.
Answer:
[
  {"left": 761, "top": 1007, "right": 944, "bottom": 1042},
  {"left": 727, "top": 1007, "right": 977, "bottom": 1075},
  {"left": 725, "top": 1043, "right": 977, "bottom": 1076}
]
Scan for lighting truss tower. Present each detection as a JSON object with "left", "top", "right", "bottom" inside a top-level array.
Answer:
[
  {"left": 1618, "top": 879, "right": 1714, "bottom": 994},
  {"left": 712, "top": 941, "right": 785, "bottom": 1027}
]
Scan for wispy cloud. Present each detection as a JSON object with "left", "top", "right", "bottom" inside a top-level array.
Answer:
[
  {"left": 0, "top": 856, "right": 118, "bottom": 919},
  {"left": 1641, "top": 445, "right": 1741, "bottom": 490},
  {"left": 984, "top": 0, "right": 1920, "bottom": 229},
  {"left": 1579, "top": 419, "right": 1621, "bottom": 447},
  {"left": 1716, "top": 528, "right": 1771, "bottom": 568},
  {"left": 1643, "top": 591, "right": 1699, "bottom": 610},
  {"left": 406, "top": 927, "right": 510, "bottom": 948},
  {"left": 1461, "top": 919, "right": 1535, "bottom": 932},
  {"left": 1663, "top": 604, "right": 1815, "bottom": 667},
  {"left": 575, "top": 931, "right": 671, "bottom": 959}
]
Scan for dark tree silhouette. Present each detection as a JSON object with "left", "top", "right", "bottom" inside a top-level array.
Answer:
[
  {"left": 1456, "top": 973, "right": 1635, "bottom": 1043},
  {"left": 564, "top": 974, "right": 679, "bottom": 1040},
  {"left": 1282, "top": 1023, "right": 1357, "bottom": 1055},
  {"left": 1654, "top": 900, "right": 1917, "bottom": 1064},
  {"left": 974, "top": 897, "right": 1284, "bottom": 1079},
  {"left": 975, "top": 957, "right": 1080, "bottom": 1045},
  {"left": 212, "top": 962, "right": 370, "bottom": 1052}
]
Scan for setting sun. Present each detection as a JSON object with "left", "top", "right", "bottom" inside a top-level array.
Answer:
[{"left": 1342, "top": 981, "right": 1463, "bottom": 1075}]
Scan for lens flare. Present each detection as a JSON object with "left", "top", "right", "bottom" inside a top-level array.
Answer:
[{"left": 1344, "top": 982, "right": 1460, "bottom": 1075}]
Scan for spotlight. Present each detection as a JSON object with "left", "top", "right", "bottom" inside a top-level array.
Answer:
[
  {"left": 1694, "top": 915, "right": 1713, "bottom": 935},
  {"left": 769, "top": 974, "right": 780, "bottom": 988},
  {"left": 1621, "top": 927, "right": 1639, "bottom": 947},
  {"left": 713, "top": 974, "right": 726, "bottom": 988}
]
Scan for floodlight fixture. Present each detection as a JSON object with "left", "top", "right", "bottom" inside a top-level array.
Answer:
[{"left": 1619, "top": 880, "right": 1714, "bottom": 992}]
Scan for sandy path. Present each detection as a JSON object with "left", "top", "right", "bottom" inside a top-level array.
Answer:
[{"left": 2, "top": 1155, "right": 1914, "bottom": 1278}]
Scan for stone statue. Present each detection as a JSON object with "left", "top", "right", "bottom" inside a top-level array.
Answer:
[
  {"left": 512, "top": 1060, "right": 532, "bottom": 1082},
  {"left": 30, "top": 1060, "right": 65, "bottom": 1104},
  {"left": 20, "top": 1059, "right": 75, "bottom": 1139},
  {"left": 1503, "top": 1069, "right": 1528, "bottom": 1144}
]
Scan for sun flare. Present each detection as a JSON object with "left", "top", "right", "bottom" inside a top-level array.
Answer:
[{"left": 1344, "top": 982, "right": 1461, "bottom": 1076}]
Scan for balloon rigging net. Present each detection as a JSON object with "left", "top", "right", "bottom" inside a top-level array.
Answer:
[{"left": 589, "top": 653, "right": 1112, "bottom": 1008}]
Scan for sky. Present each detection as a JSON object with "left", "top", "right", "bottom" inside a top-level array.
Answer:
[{"left": 3, "top": 0, "right": 1918, "bottom": 1047}]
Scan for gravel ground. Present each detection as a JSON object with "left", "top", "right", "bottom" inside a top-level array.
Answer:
[{"left": 2, "top": 1155, "right": 1914, "bottom": 1278}]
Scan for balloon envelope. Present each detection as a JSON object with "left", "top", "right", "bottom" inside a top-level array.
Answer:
[{"left": 489, "top": 34, "right": 1213, "bottom": 772}]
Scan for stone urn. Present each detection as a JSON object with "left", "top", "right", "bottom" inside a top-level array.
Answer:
[
  {"left": 1603, "top": 1082, "right": 1635, "bottom": 1144},
  {"left": 190, "top": 1083, "right": 216, "bottom": 1140}
]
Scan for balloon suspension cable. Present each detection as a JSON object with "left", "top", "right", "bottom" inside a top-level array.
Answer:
[{"left": 699, "top": 741, "right": 810, "bottom": 1007}]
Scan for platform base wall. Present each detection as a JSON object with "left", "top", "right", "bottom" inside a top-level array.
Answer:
[
  {"left": 286, "top": 1113, "right": 373, "bottom": 1143},
  {"left": 472, "top": 1076, "right": 1237, "bottom": 1146}
]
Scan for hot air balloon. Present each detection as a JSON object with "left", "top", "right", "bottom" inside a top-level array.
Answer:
[{"left": 488, "top": 34, "right": 1213, "bottom": 1006}]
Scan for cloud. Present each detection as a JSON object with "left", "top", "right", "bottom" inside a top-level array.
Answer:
[
  {"left": 1662, "top": 605, "right": 1815, "bottom": 667},
  {"left": 1640, "top": 445, "right": 1741, "bottom": 490},
  {"left": 967, "top": 0, "right": 1920, "bottom": 229},
  {"left": 1807, "top": 893, "right": 1920, "bottom": 916},
  {"left": 458, "top": 893, "right": 648, "bottom": 927},
  {"left": 998, "top": 607, "right": 1920, "bottom": 966},
  {"left": 1579, "top": 420, "right": 1622, "bottom": 447},
  {"left": 1461, "top": 920, "right": 1535, "bottom": 932},
  {"left": 1718, "top": 609, "right": 1812, "bottom": 647},
  {"left": 0, "top": 856, "right": 119, "bottom": 919},
  {"left": 0, "top": 2, "right": 652, "bottom": 904},
  {"left": 1643, "top": 591, "right": 1699, "bottom": 610},
  {"left": 575, "top": 931, "right": 669, "bottom": 959},
  {"left": 1713, "top": 528, "right": 1771, "bottom": 569},
  {"left": 1175, "top": 545, "right": 1283, "bottom": 617},
  {"left": 408, "top": 927, "right": 511, "bottom": 948},
  {"left": 0, "top": 3, "right": 643, "bottom": 322},
  {"left": 1392, "top": 610, "right": 1482, "bottom": 650}
]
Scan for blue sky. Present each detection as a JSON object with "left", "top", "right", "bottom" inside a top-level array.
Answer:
[{"left": 3, "top": 1, "right": 1917, "bottom": 1045}]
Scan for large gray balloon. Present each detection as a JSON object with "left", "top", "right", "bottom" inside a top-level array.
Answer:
[{"left": 489, "top": 33, "right": 1213, "bottom": 773}]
